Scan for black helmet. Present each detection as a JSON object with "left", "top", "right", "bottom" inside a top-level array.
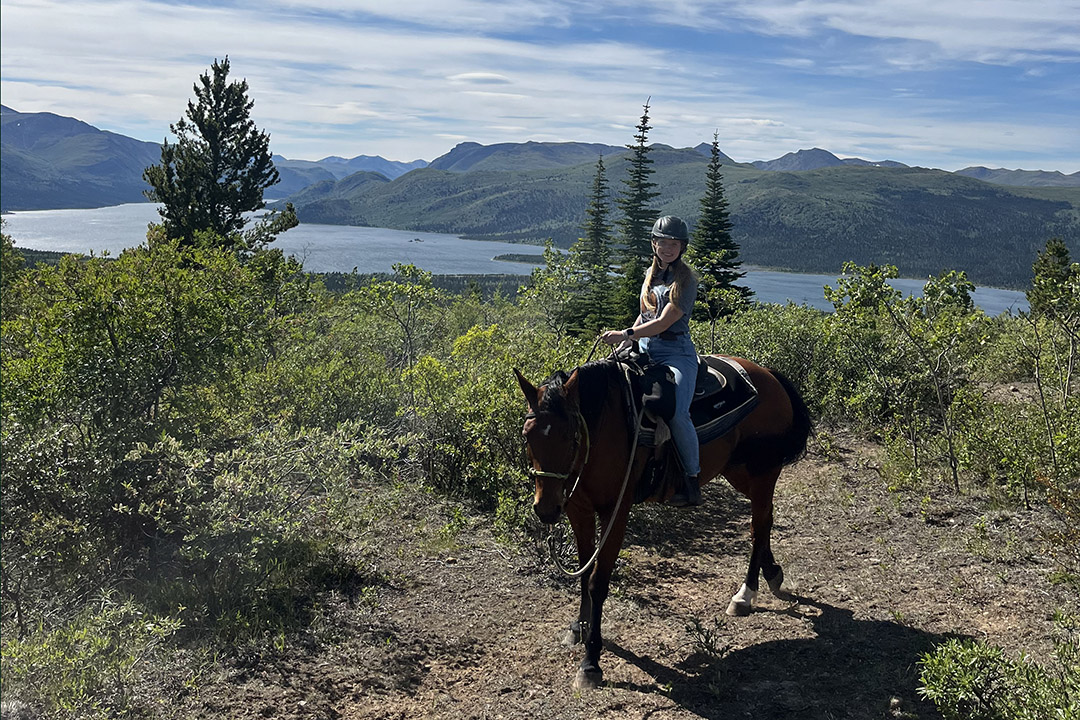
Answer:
[{"left": 651, "top": 216, "right": 689, "bottom": 242}]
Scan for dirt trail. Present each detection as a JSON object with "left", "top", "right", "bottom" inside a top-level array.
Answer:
[{"left": 187, "top": 437, "right": 1073, "bottom": 719}]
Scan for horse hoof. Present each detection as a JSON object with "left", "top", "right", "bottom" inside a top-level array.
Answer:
[
  {"left": 726, "top": 583, "right": 756, "bottom": 616},
  {"left": 766, "top": 568, "right": 786, "bottom": 597},
  {"left": 726, "top": 599, "right": 753, "bottom": 616},
  {"left": 573, "top": 668, "right": 603, "bottom": 690},
  {"left": 561, "top": 628, "right": 582, "bottom": 646}
]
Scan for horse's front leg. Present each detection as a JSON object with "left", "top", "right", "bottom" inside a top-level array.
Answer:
[
  {"left": 562, "top": 508, "right": 595, "bottom": 646},
  {"left": 574, "top": 507, "right": 629, "bottom": 690}
]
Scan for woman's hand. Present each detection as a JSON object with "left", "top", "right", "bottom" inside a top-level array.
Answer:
[{"left": 601, "top": 329, "right": 629, "bottom": 345}]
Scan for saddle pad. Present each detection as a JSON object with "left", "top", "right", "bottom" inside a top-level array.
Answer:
[{"left": 637, "top": 356, "right": 759, "bottom": 447}]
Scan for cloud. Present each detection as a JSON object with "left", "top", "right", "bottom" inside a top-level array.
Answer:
[
  {"left": 448, "top": 72, "right": 513, "bottom": 84},
  {"left": 1, "top": 0, "right": 1077, "bottom": 170}
]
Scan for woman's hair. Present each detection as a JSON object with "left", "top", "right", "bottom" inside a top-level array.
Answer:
[{"left": 641, "top": 253, "right": 697, "bottom": 314}]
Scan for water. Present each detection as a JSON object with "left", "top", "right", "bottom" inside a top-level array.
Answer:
[{"left": 2, "top": 203, "right": 1029, "bottom": 314}]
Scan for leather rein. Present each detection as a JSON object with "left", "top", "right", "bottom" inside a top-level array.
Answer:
[{"left": 527, "top": 359, "right": 644, "bottom": 579}]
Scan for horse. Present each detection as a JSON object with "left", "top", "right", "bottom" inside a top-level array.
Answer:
[{"left": 514, "top": 356, "right": 812, "bottom": 690}]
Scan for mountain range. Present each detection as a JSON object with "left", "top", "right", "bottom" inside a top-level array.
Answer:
[
  {"left": 0, "top": 106, "right": 426, "bottom": 209},
  {"left": 3, "top": 106, "right": 1078, "bottom": 288},
  {"left": 278, "top": 143, "right": 1080, "bottom": 288}
]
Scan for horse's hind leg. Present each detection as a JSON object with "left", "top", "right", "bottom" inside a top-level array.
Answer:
[{"left": 727, "top": 466, "right": 783, "bottom": 616}]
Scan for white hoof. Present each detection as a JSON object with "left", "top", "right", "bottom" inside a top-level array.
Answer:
[{"left": 726, "top": 583, "right": 756, "bottom": 616}]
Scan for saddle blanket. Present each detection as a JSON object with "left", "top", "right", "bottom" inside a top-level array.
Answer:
[{"left": 637, "top": 355, "right": 759, "bottom": 448}]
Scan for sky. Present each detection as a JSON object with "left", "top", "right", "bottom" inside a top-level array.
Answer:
[{"left": 2, "top": 0, "right": 1079, "bottom": 172}]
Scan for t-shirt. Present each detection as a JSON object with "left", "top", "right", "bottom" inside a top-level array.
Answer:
[{"left": 640, "top": 265, "right": 697, "bottom": 336}]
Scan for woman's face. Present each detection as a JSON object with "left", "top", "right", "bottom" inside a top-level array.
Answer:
[{"left": 652, "top": 236, "right": 683, "bottom": 266}]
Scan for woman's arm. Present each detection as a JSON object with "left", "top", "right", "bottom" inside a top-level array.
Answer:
[{"left": 601, "top": 303, "right": 682, "bottom": 345}]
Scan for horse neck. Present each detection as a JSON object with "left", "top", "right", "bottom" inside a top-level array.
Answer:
[{"left": 575, "top": 363, "right": 634, "bottom": 481}]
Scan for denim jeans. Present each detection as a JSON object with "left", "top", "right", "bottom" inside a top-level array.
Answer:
[{"left": 639, "top": 333, "right": 700, "bottom": 476}]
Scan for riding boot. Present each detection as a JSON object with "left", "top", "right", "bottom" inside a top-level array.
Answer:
[{"left": 669, "top": 475, "right": 702, "bottom": 507}]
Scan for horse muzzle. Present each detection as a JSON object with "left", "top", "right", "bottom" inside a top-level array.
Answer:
[{"left": 533, "top": 498, "right": 564, "bottom": 525}]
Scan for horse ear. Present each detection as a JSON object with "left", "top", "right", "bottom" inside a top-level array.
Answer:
[
  {"left": 564, "top": 368, "right": 580, "bottom": 403},
  {"left": 513, "top": 368, "right": 539, "bottom": 411}
]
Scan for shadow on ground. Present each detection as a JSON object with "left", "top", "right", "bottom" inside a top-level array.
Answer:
[{"left": 606, "top": 598, "right": 959, "bottom": 720}]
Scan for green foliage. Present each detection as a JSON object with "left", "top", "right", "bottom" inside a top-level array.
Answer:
[
  {"left": 614, "top": 101, "right": 660, "bottom": 318},
  {"left": 615, "top": 100, "right": 661, "bottom": 265},
  {"left": 824, "top": 263, "right": 987, "bottom": 488},
  {"left": 918, "top": 614, "right": 1080, "bottom": 720},
  {"left": 564, "top": 156, "right": 620, "bottom": 335},
  {"left": 687, "top": 132, "right": 752, "bottom": 328},
  {"left": 144, "top": 57, "right": 294, "bottom": 250},
  {"left": 1, "top": 595, "right": 183, "bottom": 720},
  {"left": 401, "top": 321, "right": 582, "bottom": 524}
]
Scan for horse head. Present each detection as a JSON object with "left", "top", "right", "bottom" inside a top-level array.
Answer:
[{"left": 514, "top": 368, "right": 586, "bottom": 524}]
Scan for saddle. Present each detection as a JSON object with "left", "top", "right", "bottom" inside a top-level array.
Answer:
[{"left": 615, "top": 349, "right": 760, "bottom": 503}]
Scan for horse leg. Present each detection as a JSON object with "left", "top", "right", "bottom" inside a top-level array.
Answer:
[
  {"left": 574, "top": 507, "right": 629, "bottom": 690},
  {"left": 726, "top": 466, "right": 783, "bottom": 616},
  {"left": 562, "top": 508, "right": 596, "bottom": 646}
]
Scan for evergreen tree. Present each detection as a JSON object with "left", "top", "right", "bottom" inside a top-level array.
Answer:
[
  {"left": 567, "top": 156, "right": 617, "bottom": 334},
  {"left": 144, "top": 57, "right": 295, "bottom": 252},
  {"left": 687, "top": 132, "right": 752, "bottom": 335},
  {"left": 613, "top": 100, "right": 660, "bottom": 322}
]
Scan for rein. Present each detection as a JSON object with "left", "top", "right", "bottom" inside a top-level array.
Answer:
[{"left": 548, "top": 353, "right": 645, "bottom": 579}]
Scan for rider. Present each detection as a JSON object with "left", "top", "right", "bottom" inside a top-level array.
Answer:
[{"left": 601, "top": 216, "right": 702, "bottom": 507}]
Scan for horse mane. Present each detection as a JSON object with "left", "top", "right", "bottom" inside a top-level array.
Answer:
[{"left": 540, "top": 361, "right": 621, "bottom": 424}]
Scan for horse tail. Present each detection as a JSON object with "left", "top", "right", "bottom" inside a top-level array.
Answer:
[{"left": 770, "top": 369, "right": 813, "bottom": 466}]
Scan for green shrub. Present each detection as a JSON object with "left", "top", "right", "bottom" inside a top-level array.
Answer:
[
  {"left": 918, "top": 614, "right": 1080, "bottom": 720},
  {"left": 1, "top": 595, "right": 182, "bottom": 720}
]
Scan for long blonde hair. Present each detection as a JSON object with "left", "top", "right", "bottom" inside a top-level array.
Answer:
[{"left": 641, "top": 255, "right": 697, "bottom": 315}]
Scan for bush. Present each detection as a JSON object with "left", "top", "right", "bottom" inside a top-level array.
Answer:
[
  {"left": 1, "top": 595, "right": 183, "bottom": 720},
  {"left": 918, "top": 614, "right": 1079, "bottom": 720}
]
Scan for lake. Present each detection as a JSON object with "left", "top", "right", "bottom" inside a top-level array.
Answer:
[{"left": 2, "top": 203, "right": 1029, "bottom": 315}]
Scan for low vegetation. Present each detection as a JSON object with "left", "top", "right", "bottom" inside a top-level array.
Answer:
[{"left": 1, "top": 225, "right": 1077, "bottom": 717}]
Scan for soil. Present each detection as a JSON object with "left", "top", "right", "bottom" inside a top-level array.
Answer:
[{"left": 184, "top": 433, "right": 1076, "bottom": 719}]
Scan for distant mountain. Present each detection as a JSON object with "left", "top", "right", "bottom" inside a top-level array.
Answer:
[
  {"left": 281, "top": 146, "right": 1080, "bottom": 289},
  {"left": 312, "top": 155, "right": 427, "bottom": 180},
  {"left": 955, "top": 166, "right": 1080, "bottom": 188},
  {"left": 692, "top": 142, "right": 740, "bottom": 165},
  {"left": 1, "top": 105, "right": 160, "bottom": 211},
  {"left": 752, "top": 148, "right": 846, "bottom": 171},
  {"left": 840, "top": 158, "right": 909, "bottom": 169},
  {"left": 426, "top": 141, "right": 625, "bottom": 172},
  {"left": 751, "top": 147, "right": 908, "bottom": 172},
  {"left": 0, "top": 107, "right": 429, "bottom": 210}
]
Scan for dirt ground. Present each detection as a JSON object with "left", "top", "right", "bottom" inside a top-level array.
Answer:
[{"left": 185, "top": 434, "right": 1076, "bottom": 719}]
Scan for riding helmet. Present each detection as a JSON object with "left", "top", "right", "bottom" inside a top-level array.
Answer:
[{"left": 651, "top": 216, "right": 689, "bottom": 242}]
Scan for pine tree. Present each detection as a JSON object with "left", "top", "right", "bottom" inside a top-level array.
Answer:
[
  {"left": 567, "top": 156, "right": 617, "bottom": 334},
  {"left": 687, "top": 132, "right": 752, "bottom": 337},
  {"left": 144, "top": 57, "right": 295, "bottom": 251},
  {"left": 613, "top": 100, "right": 660, "bottom": 322}
]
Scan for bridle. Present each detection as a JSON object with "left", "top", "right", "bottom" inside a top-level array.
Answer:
[
  {"left": 524, "top": 406, "right": 591, "bottom": 502},
  {"left": 524, "top": 364, "right": 645, "bottom": 579}
]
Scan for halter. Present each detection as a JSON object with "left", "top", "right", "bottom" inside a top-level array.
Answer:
[{"left": 524, "top": 407, "right": 591, "bottom": 500}]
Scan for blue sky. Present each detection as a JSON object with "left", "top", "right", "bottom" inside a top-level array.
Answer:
[{"left": 2, "top": 0, "right": 1078, "bottom": 171}]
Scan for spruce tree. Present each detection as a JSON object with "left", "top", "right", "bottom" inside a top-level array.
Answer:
[
  {"left": 613, "top": 100, "right": 660, "bottom": 322},
  {"left": 144, "top": 57, "right": 294, "bottom": 251},
  {"left": 567, "top": 156, "right": 617, "bottom": 334},
  {"left": 687, "top": 132, "right": 752, "bottom": 331}
]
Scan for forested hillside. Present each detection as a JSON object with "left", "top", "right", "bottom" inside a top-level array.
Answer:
[
  {"left": 0, "top": 106, "right": 160, "bottom": 210},
  {"left": 284, "top": 146, "right": 1080, "bottom": 288}
]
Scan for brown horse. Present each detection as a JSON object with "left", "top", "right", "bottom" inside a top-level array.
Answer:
[{"left": 514, "top": 356, "right": 811, "bottom": 690}]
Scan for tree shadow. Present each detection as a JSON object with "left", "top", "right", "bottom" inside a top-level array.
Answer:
[{"left": 605, "top": 597, "right": 962, "bottom": 720}]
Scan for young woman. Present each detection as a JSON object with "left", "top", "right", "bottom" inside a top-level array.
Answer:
[{"left": 601, "top": 215, "right": 702, "bottom": 506}]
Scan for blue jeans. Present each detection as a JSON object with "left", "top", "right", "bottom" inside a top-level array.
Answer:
[{"left": 639, "top": 334, "right": 700, "bottom": 476}]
